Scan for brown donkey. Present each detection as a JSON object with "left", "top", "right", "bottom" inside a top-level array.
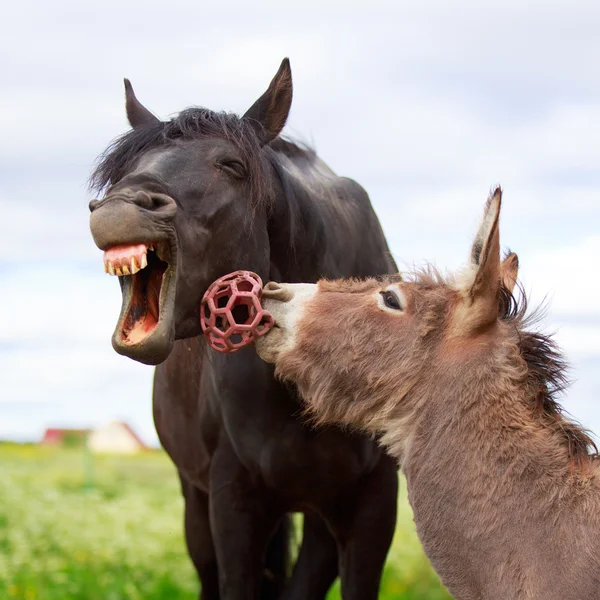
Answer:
[{"left": 256, "top": 188, "right": 600, "bottom": 600}]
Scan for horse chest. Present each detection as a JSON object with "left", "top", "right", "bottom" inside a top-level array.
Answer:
[
  {"left": 155, "top": 347, "right": 380, "bottom": 503},
  {"left": 206, "top": 360, "right": 379, "bottom": 502},
  {"left": 256, "top": 423, "right": 378, "bottom": 504}
]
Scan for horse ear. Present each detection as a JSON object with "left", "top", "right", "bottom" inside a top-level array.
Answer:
[
  {"left": 500, "top": 251, "right": 519, "bottom": 294},
  {"left": 243, "top": 58, "right": 293, "bottom": 146},
  {"left": 124, "top": 79, "right": 160, "bottom": 128},
  {"left": 456, "top": 187, "right": 503, "bottom": 333}
]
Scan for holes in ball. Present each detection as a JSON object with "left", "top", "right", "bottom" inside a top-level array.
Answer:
[
  {"left": 212, "top": 337, "right": 228, "bottom": 351},
  {"left": 231, "top": 302, "right": 252, "bottom": 325},
  {"left": 216, "top": 293, "right": 229, "bottom": 309},
  {"left": 216, "top": 315, "right": 229, "bottom": 332},
  {"left": 255, "top": 313, "right": 274, "bottom": 334},
  {"left": 255, "top": 322, "right": 267, "bottom": 333},
  {"left": 229, "top": 333, "right": 243, "bottom": 345},
  {"left": 236, "top": 280, "right": 254, "bottom": 293}
]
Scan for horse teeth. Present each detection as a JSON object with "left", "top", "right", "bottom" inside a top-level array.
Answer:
[{"left": 102, "top": 244, "right": 153, "bottom": 276}]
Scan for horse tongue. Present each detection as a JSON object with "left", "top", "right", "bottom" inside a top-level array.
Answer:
[{"left": 147, "top": 265, "right": 163, "bottom": 321}]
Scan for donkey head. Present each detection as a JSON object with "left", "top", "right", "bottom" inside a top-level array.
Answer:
[{"left": 256, "top": 188, "right": 518, "bottom": 432}]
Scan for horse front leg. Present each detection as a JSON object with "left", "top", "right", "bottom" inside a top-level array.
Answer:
[
  {"left": 327, "top": 454, "right": 398, "bottom": 600},
  {"left": 179, "top": 472, "right": 220, "bottom": 600},
  {"left": 209, "top": 440, "right": 285, "bottom": 600},
  {"left": 281, "top": 511, "right": 339, "bottom": 600}
]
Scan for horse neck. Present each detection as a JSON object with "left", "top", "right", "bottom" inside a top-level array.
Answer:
[
  {"left": 391, "top": 356, "right": 600, "bottom": 597},
  {"left": 266, "top": 152, "right": 329, "bottom": 282},
  {"left": 266, "top": 148, "right": 394, "bottom": 282}
]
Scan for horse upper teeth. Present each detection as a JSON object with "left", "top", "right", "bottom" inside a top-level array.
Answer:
[{"left": 103, "top": 247, "right": 150, "bottom": 276}]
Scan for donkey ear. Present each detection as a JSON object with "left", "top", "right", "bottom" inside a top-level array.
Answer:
[
  {"left": 500, "top": 251, "right": 519, "bottom": 294},
  {"left": 124, "top": 79, "right": 160, "bottom": 128},
  {"left": 457, "top": 187, "right": 503, "bottom": 333},
  {"left": 243, "top": 58, "right": 293, "bottom": 146}
]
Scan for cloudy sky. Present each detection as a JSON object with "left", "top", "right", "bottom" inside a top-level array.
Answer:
[{"left": 2, "top": 1, "right": 599, "bottom": 446}]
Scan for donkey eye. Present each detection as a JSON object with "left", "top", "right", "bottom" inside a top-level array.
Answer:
[{"left": 380, "top": 290, "right": 403, "bottom": 311}]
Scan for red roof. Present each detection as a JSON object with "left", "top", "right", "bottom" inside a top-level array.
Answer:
[
  {"left": 41, "top": 428, "right": 89, "bottom": 444},
  {"left": 41, "top": 423, "right": 147, "bottom": 449},
  {"left": 117, "top": 422, "right": 147, "bottom": 449}
]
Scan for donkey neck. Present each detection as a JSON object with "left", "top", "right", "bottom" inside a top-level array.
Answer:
[{"left": 393, "top": 350, "right": 600, "bottom": 600}]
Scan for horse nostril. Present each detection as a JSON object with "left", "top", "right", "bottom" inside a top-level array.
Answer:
[
  {"left": 134, "top": 190, "right": 154, "bottom": 210},
  {"left": 132, "top": 191, "right": 177, "bottom": 217},
  {"left": 150, "top": 193, "right": 177, "bottom": 213},
  {"left": 263, "top": 282, "right": 293, "bottom": 302},
  {"left": 89, "top": 199, "right": 102, "bottom": 212}
]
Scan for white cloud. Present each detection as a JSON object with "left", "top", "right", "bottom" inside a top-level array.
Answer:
[
  {"left": 520, "top": 236, "right": 600, "bottom": 318},
  {"left": 554, "top": 326, "right": 600, "bottom": 361},
  {"left": 0, "top": 264, "right": 120, "bottom": 344}
]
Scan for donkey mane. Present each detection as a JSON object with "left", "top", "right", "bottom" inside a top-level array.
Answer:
[
  {"left": 411, "top": 261, "right": 598, "bottom": 471},
  {"left": 89, "top": 107, "right": 316, "bottom": 211},
  {"left": 499, "top": 281, "right": 598, "bottom": 470}
]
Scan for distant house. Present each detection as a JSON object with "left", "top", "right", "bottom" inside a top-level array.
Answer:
[
  {"left": 88, "top": 421, "right": 146, "bottom": 454},
  {"left": 41, "top": 428, "right": 89, "bottom": 447}
]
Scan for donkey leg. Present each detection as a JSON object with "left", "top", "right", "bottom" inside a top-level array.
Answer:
[
  {"left": 329, "top": 455, "right": 398, "bottom": 600},
  {"left": 281, "top": 512, "right": 338, "bottom": 600},
  {"left": 180, "top": 473, "right": 220, "bottom": 600},
  {"left": 209, "top": 442, "right": 284, "bottom": 600}
]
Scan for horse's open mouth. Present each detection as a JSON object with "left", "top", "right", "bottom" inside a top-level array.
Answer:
[{"left": 102, "top": 241, "right": 176, "bottom": 358}]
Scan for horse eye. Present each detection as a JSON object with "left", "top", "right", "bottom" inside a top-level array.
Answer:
[
  {"left": 380, "top": 290, "right": 402, "bottom": 311},
  {"left": 216, "top": 160, "right": 246, "bottom": 179}
]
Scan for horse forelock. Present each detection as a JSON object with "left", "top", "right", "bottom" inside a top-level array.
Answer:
[{"left": 89, "top": 108, "right": 316, "bottom": 214}]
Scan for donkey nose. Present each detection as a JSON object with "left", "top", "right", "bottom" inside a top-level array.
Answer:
[{"left": 262, "top": 281, "right": 293, "bottom": 302}]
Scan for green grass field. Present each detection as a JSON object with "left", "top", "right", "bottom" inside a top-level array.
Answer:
[{"left": 0, "top": 443, "right": 451, "bottom": 599}]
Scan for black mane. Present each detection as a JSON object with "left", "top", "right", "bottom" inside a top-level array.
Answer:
[{"left": 90, "top": 107, "right": 316, "bottom": 212}]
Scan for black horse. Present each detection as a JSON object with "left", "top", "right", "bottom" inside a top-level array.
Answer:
[{"left": 89, "top": 59, "right": 398, "bottom": 600}]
